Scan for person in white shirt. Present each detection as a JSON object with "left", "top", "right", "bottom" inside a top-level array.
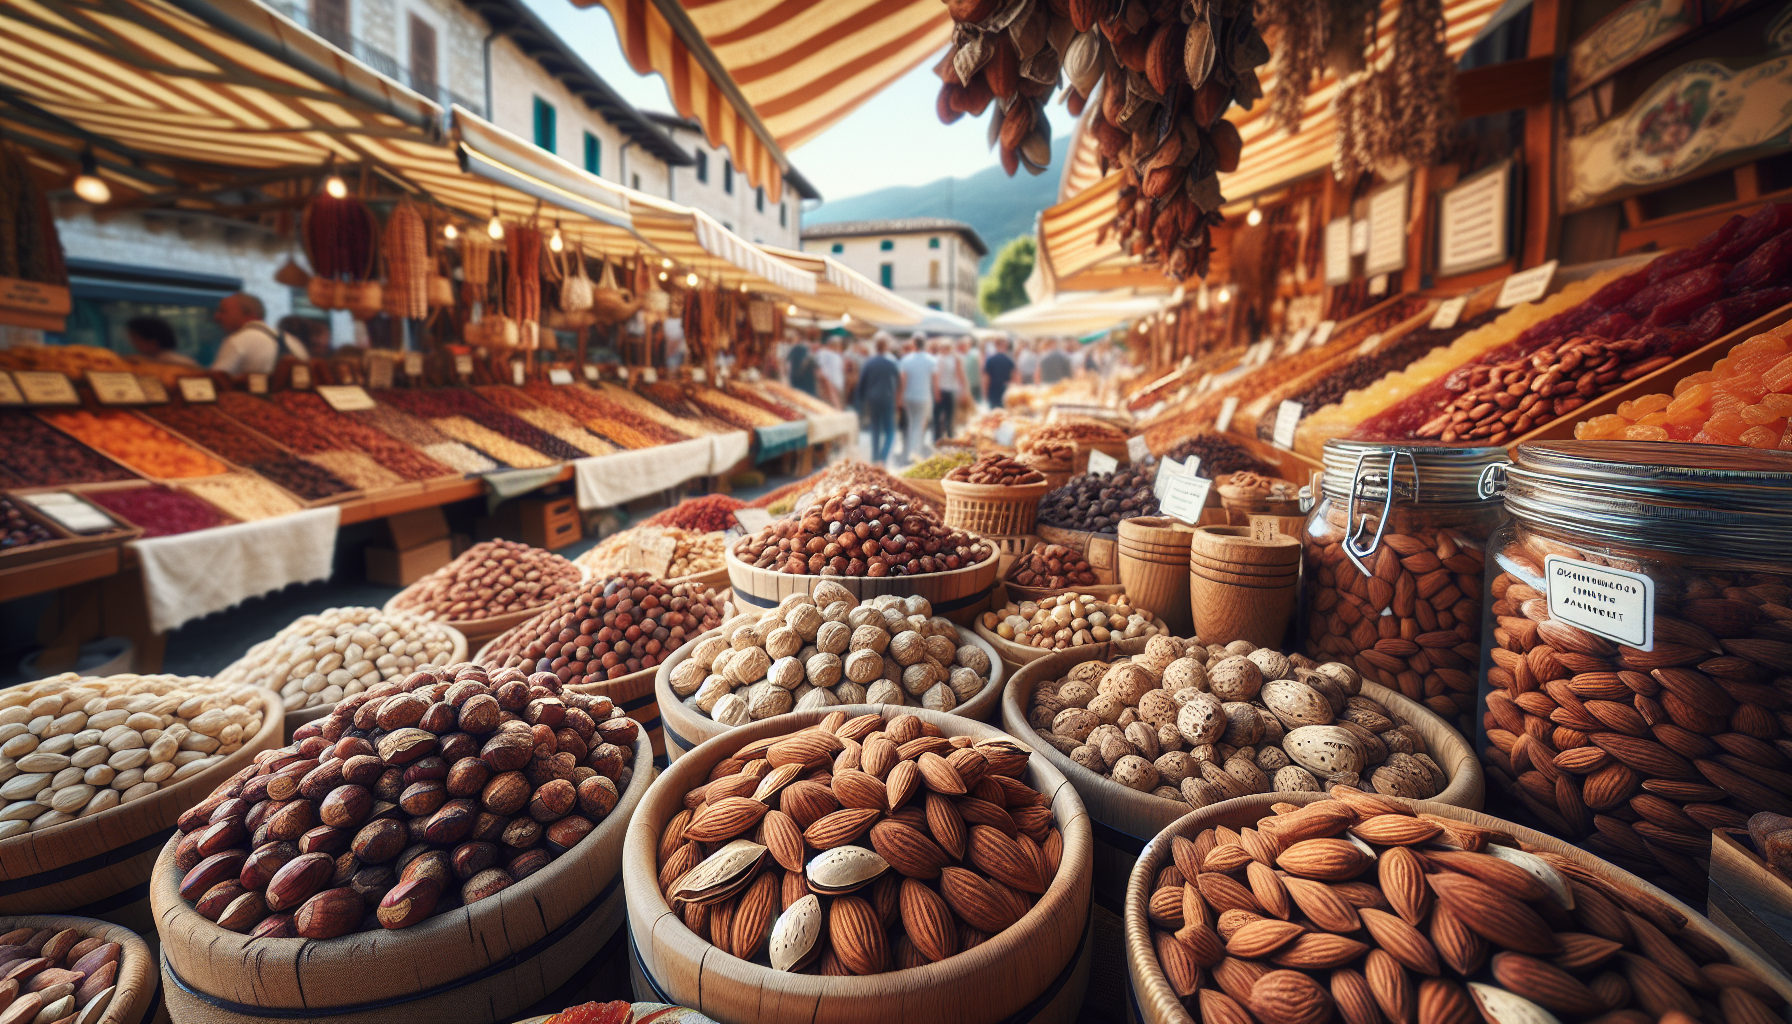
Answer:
[
  {"left": 896, "top": 337, "right": 937, "bottom": 465},
  {"left": 209, "top": 293, "right": 284, "bottom": 376},
  {"left": 930, "top": 337, "right": 967, "bottom": 445},
  {"left": 815, "top": 337, "right": 846, "bottom": 408}
]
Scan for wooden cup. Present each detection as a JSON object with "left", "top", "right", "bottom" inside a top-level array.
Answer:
[{"left": 1189, "top": 570, "right": 1296, "bottom": 648}]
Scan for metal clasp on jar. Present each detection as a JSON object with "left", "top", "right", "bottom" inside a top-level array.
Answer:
[{"left": 1343, "top": 450, "right": 1419, "bottom": 577}]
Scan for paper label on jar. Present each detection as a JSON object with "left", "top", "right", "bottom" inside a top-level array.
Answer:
[
  {"left": 1085, "top": 449, "right": 1119, "bottom": 476},
  {"left": 1215, "top": 396, "right": 1240, "bottom": 433},
  {"left": 1544, "top": 555, "right": 1654, "bottom": 651},
  {"left": 1127, "top": 435, "right": 1150, "bottom": 462}
]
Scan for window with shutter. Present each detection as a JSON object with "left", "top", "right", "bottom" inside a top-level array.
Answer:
[
  {"left": 408, "top": 15, "right": 436, "bottom": 98},
  {"left": 312, "top": 0, "right": 348, "bottom": 48}
]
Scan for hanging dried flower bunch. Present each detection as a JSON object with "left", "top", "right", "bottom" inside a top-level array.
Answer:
[
  {"left": 1258, "top": 0, "right": 1379, "bottom": 135},
  {"left": 1388, "top": 0, "right": 1454, "bottom": 167},
  {"left": 1303, "top": 0, "right": 1456, "bottom": 181}
]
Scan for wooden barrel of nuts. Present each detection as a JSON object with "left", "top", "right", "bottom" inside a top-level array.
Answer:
[
  {"left": 1116, "top": 518, "right": 1193, "bottom": 638},
  {"left": 653, "top": 625, "right": 1006, "bottom": 761},
  {"left": 724, "top": 548, "right": 1001, "bottom": 626},
  {"left": 622, "top": 706, "right": 1094, "bottom": 1024},
  {"left": 0, "top": 689, "right": 284, "bottom": 936},
  {"left": 1001, "top": 643, "right": 1481, "bottom": 913},
  {"left": 472, "top": 637, "right": 667, "bottom": 761},
  {"left": 0, "top": 914, "right": 159, "bottom": 1024},
  {"left": 1122, "top": 792, "right": 1792, "bottom": 1024},
  {"left": 152, "top": 727, "right": 655, "bottom": 1024}
]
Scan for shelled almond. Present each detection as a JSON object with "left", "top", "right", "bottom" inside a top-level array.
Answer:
[
  {"left": 1143, "top": 789, "right": 1787, "bottom": 1024},
  {"left": 1027, "top": 638, "right": 1444, "bottom": 806},
  {"left": 168, "top": 662, "right": 635, "bottom": 938},
  {"left": 657, "top": 712, "right": 1062, "bottom": 975},
  {"left": 0, "top": 922, "right": 126, "bottom": 1024},
  {"left": 1483, "top": 550, "right": 1792, "bottom": 897}
]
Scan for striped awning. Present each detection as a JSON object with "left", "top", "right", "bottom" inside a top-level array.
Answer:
[
  {"left": 760, "top": 244, "right": 926, "bottom": 326},
  {"left": 574, "top": 0, "right": 950, "bottom": 200},
  {"left": 990, "top": 289, "right": 1168, "bottom": 338}
]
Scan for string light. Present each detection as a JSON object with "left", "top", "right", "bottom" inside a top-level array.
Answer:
[
  {"left": 661, "top": 258, "right": 673, "bottom": 269},
  {"left": 739, "top": 283, "right": 749, "bottom": 293},
  {"left": 72, "top": 149, "right": 109, "bottom": 205},
  {"left": 1246, "top": 205, "right": 1263, "bottom": 227},
  {"left": 443, "top": 224, "right": 458, "bottom": 241},
  {"left": 685, "top": 272, "right": 699, "bottom": 287},
  {"left": 658, "top": 271, "right": 668, "bottom": 281},
  {"left": 841, "top": 312, "right": 852, "bottom": 324},
  {"left": 548, "top": 223, "right": 564, "bottom": 252},
  {"left": 1166, "top": 312, "right": 1177, "bottom": 324},
  {"left": 787, "top": 304, "right": 798, "bottom": 316},
  {"left": 323, "top": 175, "right": 347, "bottom": 199},
  {"left": 1217, "top": 287, "right": 1231, "bottom": 305},
  {"left": 486, "top": 212, "right": 504, "bottom": 240}
]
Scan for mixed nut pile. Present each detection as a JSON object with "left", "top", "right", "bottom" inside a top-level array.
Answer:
[
  {"left": 733, "top": 488, "right": 991, "bottom": 578},
  {"left": 0, "top": 673, "right": 266, "bottom": 839},
  {"left": 1144, "top": 790, "right": 1785, "bottom": 1024},
  {"left": 944, "top": 453, "right": 1044, "bottom": 486},
  {"left": 670, "top": 585, "right": 992, "bottom": 725},
  {"left": 1005, "top": 543, "right": 1099, "bottom": 590},
  {"left": 658, "top": 712, "right": 1062, "bottom": 975},
  {"left": 1038, "top": 462, "right": 1160, "bottom": 533},
  {"left": 1028, "top": 638, "right": 1445, "bottom": 806},
  {"left": 480, "top": 571, "right": 734, "bottom": 685},
  {"left": 0, "top": 497, "right": 51, "bottom": 552},
  {"left": 0, "top": 923, "right": 127, "bottom": 1024},
  {"left": 391, "top": 540, "right": 582, "bottom": 623},
  {"left": 576, "top": 527, "right": 726, "bottom": 581},
  {"left": 169, "top": 662, "right": 636, "bottom": 938},
  {"left": 1416, "top": 336, "right": 1679, "bottom": 445},
  {"left": 217, "top": 607, "right": 461, "bottom": 712},
  {"left": 982, "top": 592, "right": 1164, "bottom": 651},
  {"left": 1484, "top": 547, "right": 1792, "bottom": 893}
]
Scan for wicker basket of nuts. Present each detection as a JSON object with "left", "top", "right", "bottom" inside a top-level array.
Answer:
[
  {"left": 621, "top": 707, "right": 1093, "bottom": 1024},
  {"left": 940, "top": 455, "right": 1052, "bottom": 538},
  {"left": 1124, "top": 789, "right": 1792, "bottom": 1024},
  {"left": 0, "top": 674, "right": 284, "bottom": 919},
  {"left": 654, "top": 584, "right": 1004, "bottom": 761},
  {"left": 0, "top": 915, "right": 159, "bottom": 1024},
  {"left": 152, "top": 662, "right": 653, "bottom": 1024},
  {"left": 1000, "top": 637, "right": 1480, "bottom": 908}
]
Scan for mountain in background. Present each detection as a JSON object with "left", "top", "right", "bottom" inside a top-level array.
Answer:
[{"left": 802, "top": 135, "right": 1071, "bottom": 274}]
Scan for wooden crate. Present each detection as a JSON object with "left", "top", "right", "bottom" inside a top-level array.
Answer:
[
  {"left": 519, "top": 495, "right": 581, "bottom": 550},
  {"left": 1707, "top": 829, "right": 1792, "bottom": 971}
]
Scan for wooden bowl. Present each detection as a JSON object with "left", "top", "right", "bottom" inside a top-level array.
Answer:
[
  {"left": 1000, "top": 580, "right": 1127, "bottom": 604},
  {"left": 622, "top": 706, "right": 1092, "bottom": 1024},
  {"left": 652, "top": 624, "right": 1005, "bottom": 760},
  {"left": 155, "top": 721, "right": 656, "bottom": 1024},
  {"left": 724, "top": 546, "right": 1000, "bottom": 624},
  {"left": 1124, "top": 793, "right": 1790, "bottom": 1024}
]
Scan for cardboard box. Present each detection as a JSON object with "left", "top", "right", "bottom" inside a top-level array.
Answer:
[
  {"left": 519, "top": 496, "right": 581, "bottom": 550},
  {"left": 366, "top": 537, "right": 451, "bottom": 586},
  {"left": 386, "top": 506, "right": 450, "bottom": 550}
]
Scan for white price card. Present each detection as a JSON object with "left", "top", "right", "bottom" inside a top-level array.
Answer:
[
  {"left": 1312, "top": 321, "right": 1337, "bottom": 347},
  {"left": 454, "top": 354, "right": 474, "bottom": 377},
  {"left": 692, "top": 368, "right": 707, "bottom": 383},
  {"left": 643, "top": 368, "right": 659, "bottom": 384},
  {"left": 177, "top": 376, "right": 217, "bottom": 403},
  {"left": 367, "top": 358, "right": 394, "bottom": 390},
  {"left": 315, "top": 385, "right": 375, "bottom": 412},
  {"left": 1350, "top": 219, "right": 1370, "bottom": 255},
  {"left": 547, "top": 368, "right": 574, "bottom": 385},
  {"left": 511, "top": 362, "right": 525, "bottom": 386},
  {"left": 1215, "top": 396, "right": 1240, "bottom": 434},
  {"left": 1498, "top": 260, "right": 1559, "bottom": 308},
  {"left": 1324, "top": 217, "right": 1352, "bottom": 285},
  {"left": 1430, "top": 296, "right": 1468, "bottom": 331},
  {"left": 1286, "top": 326, "right": 1314, "bottom": 355},
  {"left": 1545, "top": 555, "right": 1654, "bottom": 650},
  {"left": 583, "top": 364, "right": 599, "bottom": 381},
  {"left": 1356, "top": 333, "right": 1384, "bottom": 358},
  {"left": 137, "top": 376, "right": 168, "bottom": 403},
  {"left": 1153, "top": 457, "right": 1183, "bottom": 500},
  {"left": 88, "top": 371, "right": 146, "bottom": 405},
  {"left": 1127, "top": 435, "right": 1151, "bottom": 462},
  {"left": 1086, "top": 449, "right": 1119, "bottom": 476},
  {"left": 1160, "top": 472, "right": 1213, "bottom": 525},
  {"left": 735, "top": 508, "right": 774, "bottom": 533},
  {"left": 0, "top": 372, "right": 22, "bottom": 405},
  {"left": 290, "top": 363, "right": 311, "bottom": 389},
  {"left": 1367, "top": 273, "right": 1388, "bottom": 297},
  {"left": 1256, "top": 342, "right": 1275, "bottom": 366},
  {"left": 21, "top": 492, "right": 116, "bottom": 534},
  {"left": 246, "top": 373, "right": 269, "bottom": 395},
  {"left": 404, "top": 352, "right": 424, "bottom": 377},
  {"left": 1273, "top": 401, "right": 1304, "bottom": 449},
  {"left": 15, "top": 371, "right": 77, "bottom": 405}
]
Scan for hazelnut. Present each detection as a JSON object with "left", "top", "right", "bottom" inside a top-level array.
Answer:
[
  {"left": 377, "top": 877, "right": 441, "bottom": 929},
  {"left": 461, "top": 868, "right": 513, "bottom": 904}
]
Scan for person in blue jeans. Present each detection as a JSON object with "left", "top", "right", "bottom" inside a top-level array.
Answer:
[{"left": 855, "top": 336, "right": 902, "bottom": 464}]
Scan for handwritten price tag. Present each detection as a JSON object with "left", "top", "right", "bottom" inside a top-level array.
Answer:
[
  {"left": 316, "top": 385, "right": 375, "bottom": 412},
  {"left": 178, "top": 377, "right": 217, "bottom": 403},
  {"left": 1160, "top": 472, "right": 1213, "bottom": 525},
  {"left": 1086, "top": 449, "right": 1119, "bottom": 476},
  {"left": 87, "top": 372, "right": 146, "bottom": 405},
  {"left": 1126, "top": 435, "right": 1150, "bottom": 462},
  {"left": 15, "top": 371, "right": 78, "bottom": 405},
  {"left": 1498, "top": 260, "right": 1559, "bottom": 308}
]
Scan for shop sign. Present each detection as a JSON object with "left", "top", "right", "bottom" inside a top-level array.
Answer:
[
  {"left": 0, "top": 372, "right": 21, "bottom": 405},
  {"left": 177, "top": 377, "right": 216, "bottom": 403},
  {"left": 315, "top": 385, "right": 375, "bottom": 412},
  {"left": 1568, "top": 0, "right": 1698, "bottom": 95},
  {"left": 15, "top": 371, "right": 77, "bottom": 405},
  {"left": 1565, "top": 56, "right": 1792, "bottom": 211},
  {"left": 1364, "top": 182, "right": 1408, "bottom": 277},
  {"left": 1438, "top": 161, "right": 1512, "bottom": 277},
  {"left": 1324, "top": 218, "right": 1352, "bottom": 285}
]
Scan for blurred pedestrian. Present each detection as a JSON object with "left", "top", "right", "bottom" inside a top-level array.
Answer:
[
  {"left": 1038, "top": 337, "right": 1074, "bottom": 384},
  {"left": 126, "top": 316, "right": 197, "bottom": 366},
  {"left": 932, "top": 337, "right": 965, "bottom": 446},
  {"left": 983, "top": 336, "right": 1015, "bottom": 409},
  {"left": 1015, "top": 338, "right": 1038, "bottom": 386},
  {"left": 856, "top": 336, "right": 901, "bottom": 463},
  {"left": 897, "top": 336, "right": 937, "bottom": 464}
]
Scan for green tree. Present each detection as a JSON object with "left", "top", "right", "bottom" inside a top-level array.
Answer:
[{"left": 978, "top": 235, "right": 1036, "bottom": 320}]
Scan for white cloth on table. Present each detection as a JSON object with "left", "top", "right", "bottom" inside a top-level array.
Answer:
[
  {"left": 131, "top": 506, "right": 341, "bottom": 633},
  {"left": 806, "top": 410, "right": 859, "bottom": 443},
  {"left": 708, "top": 431, "right": 751, "bottom": 475},
  {"left": 573, "top": 437, "right": 714, "bottom": 510}
]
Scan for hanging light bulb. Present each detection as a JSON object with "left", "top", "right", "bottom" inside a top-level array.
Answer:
[
  {"left": 549, "top": 224, "right": 564, "bottom": 252},
  {"left": 739, "top": 283, "right": 749, "bottom": 293},
  {"left": 1167, "top": 311, "right": 1177, "bottom": 324},
  {"left": 72, "top": 149, "right": 109, "bottom": 205},
  {"left": 443, "top": 223, "right": 458, "bottom": 241},
  {"left": 487, "top": 213, "right": 505, "bottom": 240},
  {"left": 1246, "top": 205, "right": 1263, "bottom": 227},
  {"left": 661, "top": 258, "right": 673, "bottom": 269},
  {"left": 685, "top": 272, "right": 699, "bottom": 287},
  {"left": 658, "top": 271, "right": 668, "bottom": 281},
  {"left": 1217, "top": 287, "right": 1231, "bottom": 304},
  {"left": 841, "top": 312, "right": 852, "bottom": 325},
  {"left": 787, "top": 304, "right": 798, "bottom": 316},
  {"left": 324, "top": 175, "right": 347, "bottom": 199}
]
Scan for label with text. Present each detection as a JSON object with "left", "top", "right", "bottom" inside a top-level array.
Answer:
[
  {"left": 404, "top": 352, "right": 424, "bottom": 376},
  {"left": 1544, "top": 555, "right": 1654, "bottom": 650},
  {"left": 454, "top": 354, "right": 474, "bottom": 377},
  {"left": 1312, "top": 321, "right": 1337, "bottom": 347},
  {"left": 547, "top": 368, "right": 574, "bottom": 385},
  {"left": 1153, "top": 457, "right": 1182, "bottom": 500},
  {"left": 1215, "top": 396, "right": 1240, "bottom": 433},
  {"left": 1160, "top": 471, "right": 1213, "bottom": 525},
  {"left": 290, "top": 364, "right": 311, "bottom": 389},
  {"left": 1498, "top": 260, "right": 1559, "bottom": 308},
  {"left": 247, "top": 373, "right": 269, "bottom": 395},
  {"left": 1430, "top": 296, "right": 1467, "bottom": 331},
  {"left": 368, "top": 358, "right": 394, "bottom": 390},
  {"left": 1250, "top": 515, "right": 1283, "bottom": 542},
  {"left": 1273, "top": 401, "right": 1303, "bottom": 449},
  {"left": 1085, "top": 449, "right": 1119, "bottom": 476},
  {"left": 88, "top": 371, "right": 146, "bottom": 405},
  {"left": 1126, "top": 434, "right": 1150, "bottom": 462},
  {"left": 583, "top": 364, "right": 599, "bottom": 381},
  {"left": 629, "top": 534, "right": 678, "bottom": 578},
  {"left": 178, "top": 376, "right": 217, "bottom": 403},
  {"left": 137, "top": 376, "right": 168, "bottom": 404},
  {"left": 315, "top": 385, "right": 376, "bottom": 412},
  {"left": 15, "top": 371, "right": 78, "bottom": 405},
  {"left": 22, "top": 491, "right": 116, "bottom": 534},
  {"left": 0, "top": 372, "right": 22, "bottom": 405},
  {"left": 1286, "top": 326, "right": 1313, "bottom": 354},
  {"left": 735, "top": 508, "right": 774, "bottom": 534}
]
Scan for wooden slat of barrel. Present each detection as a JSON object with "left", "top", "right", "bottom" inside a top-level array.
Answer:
[
  {"left": 622, "top": 706, "right": 1093, "bottom": 1024},
  {"left": 153, "top": 729, "right": 654, "bottom": 1023},
  {"left": 0, "top": 691, "right": 284, "bottom": 918},
  {"left": 725, "top": 549, "right": 1000, "bottom": 625}
]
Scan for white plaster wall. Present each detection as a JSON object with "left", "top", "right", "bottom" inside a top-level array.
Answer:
[
  {"left": 57, "top": 206, "right": 297, "bottom": 325},
  {"left": 487, "top": 37, "right": 668, "bottom": 198},
  {"left": 804, "top": 231, "right": 980, "bottom": 317},
  {"left": 662, "top": 124, "right": 800, "bottom": 248}
]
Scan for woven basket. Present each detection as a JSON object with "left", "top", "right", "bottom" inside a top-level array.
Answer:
[
  {"left": 0, "top": 915, "right": 158, "bottom": 1024},
  {"left": 941, "top": 478, "right": 1051, "bottom": 536}
]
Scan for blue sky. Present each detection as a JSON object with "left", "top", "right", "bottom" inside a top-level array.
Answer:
[{"left": 519, "top": 1, "right": 1076, "bottom": 204}]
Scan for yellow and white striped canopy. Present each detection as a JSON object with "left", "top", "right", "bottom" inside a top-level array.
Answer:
[{"left": 760, "top": 244, "right": 926, "bottom": 326}]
